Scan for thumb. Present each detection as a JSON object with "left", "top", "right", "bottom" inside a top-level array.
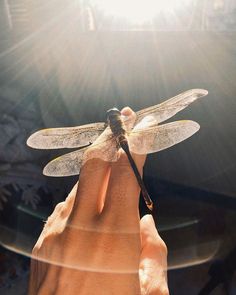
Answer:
[{"left": 139, "top": 215, "right": 169, "bottom": 295}]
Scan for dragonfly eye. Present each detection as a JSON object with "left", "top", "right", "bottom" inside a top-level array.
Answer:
[{"left": 106, "top": 108, "right": 121, "bottom": 118}]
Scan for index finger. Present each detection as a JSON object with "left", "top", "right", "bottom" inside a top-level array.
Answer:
[{"left": 68, "top": 156, "right": 110, "bottom": 225}]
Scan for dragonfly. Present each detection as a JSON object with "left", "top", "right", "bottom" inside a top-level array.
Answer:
[{"left": 27, "top": 89, "right": 208, "bottom": 210}]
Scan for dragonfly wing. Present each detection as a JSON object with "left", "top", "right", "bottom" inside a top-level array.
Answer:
[
  {"left": 43, "top": 128, "right": 119, "bottom": 177},
  {"left": 27, "top": 122, "right": 106, "bottom": 149},
  {"left": 43, "top": 146, "right": 87, "bottom": 176},
  {"left": 132, "top": 114, "right": 158, "bottom": 131},
  {"left": 135, "top": 89, "right": 208, "bottom": 124},
  {"left": 83, "top": 128, "right": 119, "bottom": 164},
  {"left": 128, "top": 120, "right": 200, "bottom": 155}
]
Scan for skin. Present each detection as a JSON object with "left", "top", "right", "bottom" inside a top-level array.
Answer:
[{"left": 28, "top": 107, "right": 169, "bottom": 295}]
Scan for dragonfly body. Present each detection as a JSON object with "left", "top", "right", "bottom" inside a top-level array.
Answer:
[
  {"left": 27, "top": 89, "right": 208, "bottom": 210},
  {"left": 107, "top": 107, "right": 153, "bottom": 210}
]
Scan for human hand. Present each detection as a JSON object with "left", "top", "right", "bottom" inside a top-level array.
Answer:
[{"left": 28, "top": 108, "right": 168, "bottom": 295}]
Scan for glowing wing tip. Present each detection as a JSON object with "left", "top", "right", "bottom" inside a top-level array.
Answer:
[
  {"left": 179, "top": 120, "right": 200, "bottom": 134},
  {"left": 43, "top": 164, "right": 58, "bottom": 177},
  {"left": 26, "top": 130, "right": 45, "bottom": 148},
  {"left": 42, "top": 156, "right": 62, "bottom": 177},
  {"left": 26, "top": 134, "right": 37, "bottom": 148},
  {"left": 192, "top": 89, "right": 208, "bottom": 97},
  {"left": 185, "top": 120, "right": 200, "bottom": 130},
  {"left": 192, "top": 121, "right": 200, "bottom": 131}
]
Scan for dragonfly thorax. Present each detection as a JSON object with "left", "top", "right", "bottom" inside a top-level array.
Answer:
[{"left": 107, "top": 108, "right": 126, "bottom": 140}]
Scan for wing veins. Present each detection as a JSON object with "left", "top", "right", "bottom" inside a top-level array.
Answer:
[
  {"left": 27, "top": 122, "right": 107, "bottom": 149},
  {"left": 43, "top": 132, "right": 118, "bottom": 176},
  {"left": 135, "top": 89, "right": 208, "bottom": 124}
]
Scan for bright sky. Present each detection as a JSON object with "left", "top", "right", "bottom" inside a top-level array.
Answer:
[{"left": 92, "top": 0, "right": 192, "bottom": 23}]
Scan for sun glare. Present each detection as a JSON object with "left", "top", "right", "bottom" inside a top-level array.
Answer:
[{"left": 92, "top": 0, "right": 189, "bottom": 23}]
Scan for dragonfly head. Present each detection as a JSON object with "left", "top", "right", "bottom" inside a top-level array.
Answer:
[{"left": 106, "top": 108, "right": 121, "bottom": 120}]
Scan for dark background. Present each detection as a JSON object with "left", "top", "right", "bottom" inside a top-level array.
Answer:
[{"left": 0, "top": 1, "right": 236, "bottom": 294}]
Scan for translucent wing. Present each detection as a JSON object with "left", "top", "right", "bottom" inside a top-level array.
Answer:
[
  {"left": 27, "top": 122, "right": 106, "bottom": 149},
  {"left": 135, "top": 89, "right": 208, "bottom": 125},
  {"left": 128, "top": 120, "right": 200, "bottom": 155},
  {"left": 43, "top": 146, "right": 88, "bottom": 177},
  {"left": 43, "top": 128, "right": 119, "bottom": 177}
]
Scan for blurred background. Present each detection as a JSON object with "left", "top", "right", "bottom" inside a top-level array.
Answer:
[{"left": 0, "top": 0, "right": 236, "bottom": 294}]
